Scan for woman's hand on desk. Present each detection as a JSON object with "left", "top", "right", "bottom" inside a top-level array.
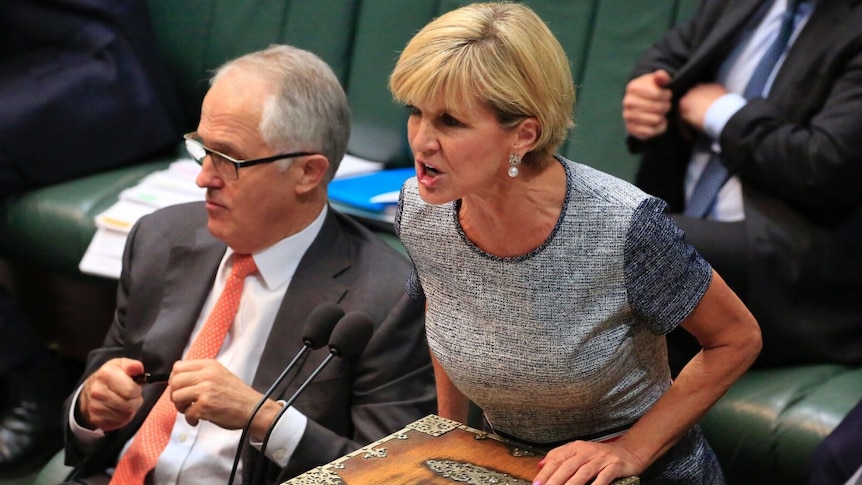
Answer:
[{"left": 531, "top": 439, "right": 643, "bottom": 485}]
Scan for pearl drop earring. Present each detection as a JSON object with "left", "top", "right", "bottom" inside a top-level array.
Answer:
[{"left": 508, "top": 153, "right": 521, "bottom": 178}]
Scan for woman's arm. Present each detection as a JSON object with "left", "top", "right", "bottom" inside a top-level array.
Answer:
[
  {"left": 616, "top": 270, "right": 761, "bottom": 466},
  {"left": 431, "top": 353, "right": 470, "bottom": 423},
  {"left": 533, "top": 270, "right": 761, "bottom": 485}
]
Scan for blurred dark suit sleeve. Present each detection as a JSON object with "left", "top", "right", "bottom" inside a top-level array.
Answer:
[{"left": 0, "top": 0, "right": 186, "bottom": 196}]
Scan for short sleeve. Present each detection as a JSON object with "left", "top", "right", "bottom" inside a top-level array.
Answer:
[{"left": 624, "top": 197, "right": 712, "bottom": 334}]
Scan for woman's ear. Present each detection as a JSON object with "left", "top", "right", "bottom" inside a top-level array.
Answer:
[
  {"left": 514, "top": 117, "right": 541, "bottom": 152},
  {"left": 294, "top": 154, "right": 330, "bottom": 195}
]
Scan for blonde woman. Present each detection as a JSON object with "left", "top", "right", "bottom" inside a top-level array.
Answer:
[{"left": 390, "top": 3, "right": 761, "bottom": 484}]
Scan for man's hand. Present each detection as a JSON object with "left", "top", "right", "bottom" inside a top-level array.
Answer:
[
  {"left": 168, "top": 359, "right": 267, "bottom": 430},
  {"left": 78, "top": 358, "right": 145, "bottom": 431},
  {"left": 622, "top": 69, "right": 673, "bottom": 140},
  {"left": 679, "top": 83, "right": 728, "bottom": 132}
]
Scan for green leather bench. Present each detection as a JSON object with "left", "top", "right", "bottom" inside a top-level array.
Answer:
[
  {"left": 2, "top": 1, "right": 858, "bottom": 483},
  {"left": 704, "top": 365, "right": 862, "bottom": 483}
]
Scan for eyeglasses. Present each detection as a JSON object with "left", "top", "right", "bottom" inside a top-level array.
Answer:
[{"left": 183, "top": 132, "right": 319, "bottom": 180}]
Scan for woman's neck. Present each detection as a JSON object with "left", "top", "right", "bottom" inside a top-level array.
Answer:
[{"left": 459, "top": 158, "right": 565, "bottom": 257}]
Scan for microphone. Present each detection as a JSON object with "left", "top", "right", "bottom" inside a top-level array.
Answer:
[
  {"left": 226, "top": 302, "right": 344, "bottom": 485},
  {"left": 254, "top": 311, "right": 374, "bottom": 475}
]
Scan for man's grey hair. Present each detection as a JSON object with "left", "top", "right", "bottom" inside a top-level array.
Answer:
[{"left": 212, "top": 44, "right": 351, "bottom": 182}]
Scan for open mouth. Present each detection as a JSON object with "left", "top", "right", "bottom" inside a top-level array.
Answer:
[
  {"left": 421, "top": 162, "right": 442, "bottom": 177},
  {"left": 416, "top": 161, "right": 443, "bottom": 188}
]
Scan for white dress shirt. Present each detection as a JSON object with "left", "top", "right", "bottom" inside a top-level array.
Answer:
[{"left": 70, "top": 205, "right": 327, "bottom": 484}]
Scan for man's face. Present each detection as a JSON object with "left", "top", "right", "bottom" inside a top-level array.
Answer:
[{"left": 194, "top": 70, "right": 302, "bottom": 254}]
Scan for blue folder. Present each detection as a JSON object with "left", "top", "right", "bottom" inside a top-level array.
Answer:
[{"left": 327, "top": 168, "right": 415, "bottom": 213}]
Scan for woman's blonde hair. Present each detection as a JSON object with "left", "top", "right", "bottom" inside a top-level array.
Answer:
[{"left": 389, "top": 2, "right": 575, "bottom": 166}]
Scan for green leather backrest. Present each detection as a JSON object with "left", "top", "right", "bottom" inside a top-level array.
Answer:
[
  {"left": 552, "top": 0, "right": 698, "bottom": 182},
  {"left": 560, "top": 1, "right": 683, "bottom": 182},
  {"left": 145, "top": 0, "right": 700, "bottom": 175},
  {"left": 701, "top": 365, "right": 862, "bottom": 483},
  {"left": 147, "top": 0, "right": 360, "bottom": 128},
  {"left": 0, "top": 161, "right": 172, "bottom": 273},
  {"left": 346, "top": 0, "right": 698, "bottom": 176},
  {"left": 345, "top": 0, "right": 446, "bottom": 167}
]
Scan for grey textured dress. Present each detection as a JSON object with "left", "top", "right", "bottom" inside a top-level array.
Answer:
[{"left": 395, "top": 156, "right": 725, "bottom": 484}]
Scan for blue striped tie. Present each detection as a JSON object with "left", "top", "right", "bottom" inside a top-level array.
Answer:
[{"left": 685, "top": 0, "right": 801, "bottom": 218}]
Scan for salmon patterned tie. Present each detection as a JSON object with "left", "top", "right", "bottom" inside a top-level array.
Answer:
[{"left": 110, "top": 253, "right": 258, "bottom": 484}]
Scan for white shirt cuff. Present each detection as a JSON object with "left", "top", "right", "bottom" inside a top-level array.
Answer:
[
  {"left": 248, "top": 402, "right": 307, "bottom": 467},
  {"left": 704, "top": 93, "right": 747, "bottom": 140},
  {"left": 69, "top": 385, "right": 106, "bottom": 448}
]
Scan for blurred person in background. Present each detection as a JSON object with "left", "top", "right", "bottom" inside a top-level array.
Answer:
[
  {"left": 623, "top": 0, "right": 862, "bottom": 372},
  {"left": 0, "top": 0, "right": 184, "bottom": 476}
]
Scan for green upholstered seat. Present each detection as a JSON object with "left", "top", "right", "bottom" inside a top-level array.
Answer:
[
  {"left": 344, "top": 0, "right": 440, "bottom": 167},
  {"left": 702, "top": 365, "right": 862, "bottom": 483},
  {"left": 0, "top": 160, "right": 171, "bottom": 275}
]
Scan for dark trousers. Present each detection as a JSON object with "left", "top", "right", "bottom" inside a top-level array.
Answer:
[
  {"left": 809, "top": 399, "right": 862, "bottom": 485},
  {"left": 62, "top": 474, "right": 110, "bottom": 485},
  {"left": 0, "top": 287, "right": 51, "bottom": 376}
]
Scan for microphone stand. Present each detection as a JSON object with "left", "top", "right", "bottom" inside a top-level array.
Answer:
[
  {"left": 226, "top": 302, "right": 343, "bottom": 485},
  {"left": 249, "top": 312, "right": 372, "bottom": 485}
]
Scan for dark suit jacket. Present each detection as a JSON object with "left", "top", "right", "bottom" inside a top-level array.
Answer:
[
  {"left": 0, "top": 0, "right": 185, "bottom": 195},
  {"left": 629, "top": 0, "right": 862, "bottom": 365},
  {"left": 62, "top": 202, "right": 435, "bottom": 483}
]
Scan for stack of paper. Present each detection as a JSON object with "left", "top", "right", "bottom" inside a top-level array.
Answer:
[{"left": 79, "top": 159, "right": 205, "bottom": 278}]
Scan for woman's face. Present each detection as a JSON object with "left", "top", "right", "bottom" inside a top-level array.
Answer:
[{"left": 406, "top": 96, "right": 520, "bottom": 205}]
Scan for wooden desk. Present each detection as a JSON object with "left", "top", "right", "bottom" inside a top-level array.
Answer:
[{"left": 284, "top": 414, "right": 639, "bottom": 485}]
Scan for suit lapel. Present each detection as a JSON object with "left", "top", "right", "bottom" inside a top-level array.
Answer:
[
  {"left": 766, "top": 0, "right": 862, "bottom": 106},
  {"left": 140, "top": 225, "right": 226, "bottom": 373},
  {"left": 770, "top": 0, "right": 852, "bottom": 94},
  {"left": 673, "top": 0, "right": 770, "bottom": 88},
  {"left": 252, "top": 210, "right": 350, "bottom": 393}
]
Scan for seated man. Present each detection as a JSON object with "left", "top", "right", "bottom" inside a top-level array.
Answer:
[
  {"left": 61, "top": 45, "right": 435, "bottom": 484},
  {"left": 622, "top": 0, "right": 862, "bottom": 369}
]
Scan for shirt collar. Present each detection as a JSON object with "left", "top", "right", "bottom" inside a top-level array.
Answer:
[{"left": 224, "top": 205, "right": 328, "bottom": 290}]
